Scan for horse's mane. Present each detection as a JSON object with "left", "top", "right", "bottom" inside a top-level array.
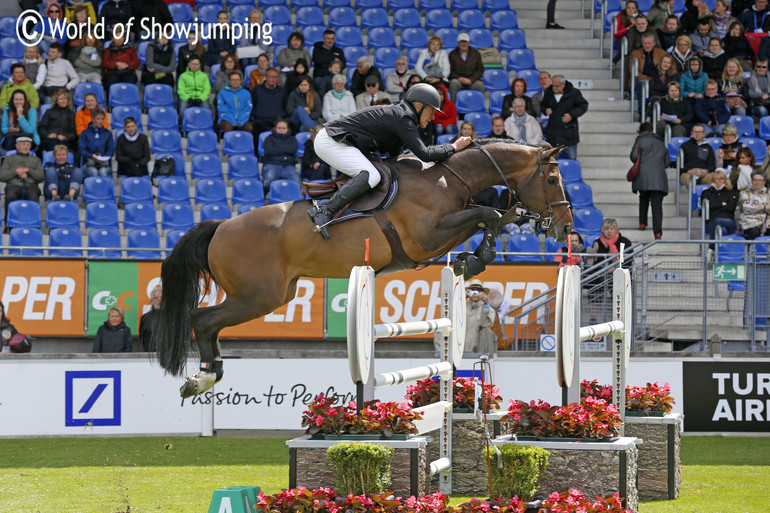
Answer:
[{"left": 398, "top": 137, "right": 536, "bottom": 163}]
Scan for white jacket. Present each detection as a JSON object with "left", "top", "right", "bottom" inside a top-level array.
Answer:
[
  {"left": 415, "top": 48, "right": 450, "bottom": 81},
  {"left": 323, "top": 89, "right": 356, "bottom": 121},
  {"left": 35, "top": 57, "right": 79, "bottom": 90},
  {"left": 504, "top": 113, "right": 544, "bottom": 146}
]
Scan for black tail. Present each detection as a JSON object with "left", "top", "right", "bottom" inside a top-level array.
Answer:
[{"left": 155, "top": 220, "right": 222, "bottom": 377}]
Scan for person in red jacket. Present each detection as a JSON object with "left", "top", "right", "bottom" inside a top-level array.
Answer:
[
  {"left": 103, "top": 32, "right": 140, "bottom": 100},
  {"left": 432, "top": 83, "right": 458, "bottom": 138}
]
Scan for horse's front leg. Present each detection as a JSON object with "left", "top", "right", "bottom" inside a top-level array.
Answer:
[{"left": 430, "top": 206, "right": 501, "bottom": 279}]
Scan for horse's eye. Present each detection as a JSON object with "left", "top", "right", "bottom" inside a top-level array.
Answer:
[{"left": 547, "top": 177, "right": 559, "bottom": 186}]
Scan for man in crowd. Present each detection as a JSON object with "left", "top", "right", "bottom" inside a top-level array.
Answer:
[
  {"left": 385, "top": 57, "right": 415, "bottom": 101},
  {"left": 680, "top": 123, "right": 716, "bottom": 185},
  {"left": 0, "top": 137, "right": 43, "bottom": 223},
  {"left": 217, "top": 70, "right": 253, "bottom": 133},
  {"left": 34, "top": 43, "right": 79, "bottom": 104},
  {"left": 177, "top": 56, "right": 211, "bottom": 126},
  {"left": 355, "top": 75, "right": 388, "bottom": 110},
  {"left": 250, "top": 67, "right": 287, "bottom": 134},
  {"left": 0, "top": 64, "right": 39, "bottom": 109},
  {"left": 350, "top": 56, "right": 384, "bottom": 97},
  {"left": 541, "top": 74, "right": 589, "bottom": 160},
  {"left": 312, "top": 29, "right": 346, "bottom": 92},
  {"left": 448, "top": 33, "right": 485, "bottom": 102}
]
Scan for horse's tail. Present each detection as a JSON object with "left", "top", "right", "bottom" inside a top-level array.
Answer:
[{"left": 155, "top": 220, "right": 222, "bottom": 377}]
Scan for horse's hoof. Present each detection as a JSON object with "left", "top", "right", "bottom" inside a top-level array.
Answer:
[
  {"left": 463, "top": 255, "right": 486, "bottom": 280},
  {"left": 179, "top": 371, "right": 218, "bottom": 398},
  {"left": 453, "top": 252, "right": 470, "bottom": 277}
]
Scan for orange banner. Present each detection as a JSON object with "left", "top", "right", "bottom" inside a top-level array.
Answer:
[{"left": 0, "top": 260, "right": 86, "bottom": 336}]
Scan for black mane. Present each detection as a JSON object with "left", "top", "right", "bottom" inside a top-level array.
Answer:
[{"left": 474, "top": 137, "right": 535, "bottom": 147}]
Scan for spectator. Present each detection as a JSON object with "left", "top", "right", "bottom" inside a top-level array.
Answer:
[
  {"left": 355, "top": 75, "right": 388, "bottom": 110},
  {"left": 649, "top": 54, "right": 680, "bottom": 102},
  {"left": 722, "top": 21, "right": 754, "bottom": 70},
  {"left": 64, "top": 0, "right": 96, "bottom": 24},
  {"left": 700, "top": 169, "right": 738, "bottom": 241},
  {"left": 44, "top": 143, "right": 82, "bottom": 201},
  {"left": 213, "top": 53, "right": 241, "bottom": 95},
  {"left": 177, "top": 27, "right": 206, "bottom": 76},
  {"left": 738, "top": 171, "right": 770, "bottom": 238},
  {"left": 115, "top": 117, "right": 150, "bottom": 177},
  {"left": 141, "top": 35, "right": 176, "bottom": 87},
  {"left": 712, "top": 0, "right": 737, "bottom": 39},
  {"left": 628, "top": 33, "right": 667, "bottom": 90},
  {"left": 630, "top": 121, "right": 670, "bottom": 239},
  {"left": 731, "top": 0, "right": 754, "bottom": 18},
  {"left": 680, "top": 56, "right": 707, "bottom": 99},
  {"left": 69, "top": 33, "right": 103, "bottom": 84},
  {"left": 671, "top": 35, "right": 695, "bottom": 73},
  {"left": 747, "top": 58, "right": 770, "bottom": 116},
  {"left": 238, "top": 9, "right": 268, "bottom": 67},
  {"left": 730, "top": 147, "right": 757, "bottom": 189},
  {"left": 1, "top": 90, "right": 39, "bottom": 151},
  {"left": 262, "top": 118, "right": 299, "bottom": 194},
  {"left": 286, "top": 77, "right": 322, "bottom": 133},
  {"left": 0, "top": 137, "right": 43, "bottom": 221},
  {"left": 432, "top": 84, "right": 458, "bottom": 137},
  {"left": 139, "top": 286, "right": 161, "bottom": 352},
  {"left": 530, "top": 71, "right": 552, "bottom": 119},
  {"left": 0, "top": 301, "right": 19, "bottom": 352},
  {"left": 40, "top": 2, "right": 66, "bottom": 47},
  {"left": 205, "top": 11, "right": 237, "bottom": 67},
  {"left": 92, "top": 307, "right": 132, "bottom": 353},
  {"left": 680, "top": 123, "right": 716, "bottom": 185},
  {"left": 250, "top": 68, "right": 287, "bottom": 134},
  {"left": 277, "top": 32, "right": 312, "bottom": 75},
  {"left": 585, "top": 219, "right": 633, "bottom": 309},
  {"left": 300, "top": 126, "right": 331, "bottom": 181},
  {"left": 350, "top": 56, "right": 384, "bottom": 97},
  {"left": 656, "top": 81, "right": 693, "bottom": 136},
  {"left": 694, "top": 79, "right": 731, "bottom": 134},
  {"left": 541, "top": 74, "right": 589, "bottom": 161},
  {"left": 322, "top": 74, "right": 356, "bottom": 122},
  {"left": 657, "top": 15, "right": 683, "bottom": 52},
  {"left": 626, "top": 15, "right": 656, "bottom": 53},
  {"left": 177, "top": 56, "right": 211, "bottom": 125},
  {"left": 716, "top": 124, "right": 746, "bottom": 168},
  {"left": 447, "top": 33, "right": 485, "bottom": 102},
  {"left": 65, "top": 6, "right": 91, "bottom": 55},
  {"left": 416, "top": 36, "right": 451, "bottom": 87},
  {"left": 78, "top": 108, "right": 114, "bottom": 177},
  {"left": 489, "top": 116, "right": 512, "bottom": 140},
  {"left": 99, "top": 0, "right": 132, "bottom": 37},
  {"left": 504, "top": 97, "right": 543, "bottom": 145},
  {"left": 690, "top": 17, "right": 717, "bottom": 56},
  {"left": 702, "top": 38, "right": 728, "bottom": 79},
  {"left": 555, "top": 230, "right": 585, "bottom": 267},
  {"left": 648, "top": 0, "right": 675, "bottom": 31},
  {"left": 614, "top": 1, "right": 639, "bottom": 44},
  {"left": 546, "top": 0, "right": 564, "bottom": 29},
  {"left": 131, "top": 0, "right": 172, "bottom": 39},
  {"left": 22, "top": 46, "right": 44, "bottom": 84},
  {"left": 75, "top": 92, "right": 110, "bottom": 136},
  {"left": 385, "top": 57, "right": 415, "bottom": 101},
  {"left": 38, "top": 89, "right": 76, "bottom": 152},
  {"left": 501, "top": 77, "right": 535, "bottom": 119},
  {"left": 315, "top": 59, "right": 343, "bottom": 100},
  {"left": 681, "top": 0, "right": 714, "bottom": 34},
  {"left": 312, "top": 30, "right": 346, "bottom": 92},
  {"left": 282, "top": 58, "right": 310, "bottom": 95},
  {"left": 248, "top": 54, "right": 271, "bottom": 90},
  {"left": 457, "top": 279, "right": 496, "bottom": 354},
  {"left": 217, "top": 70, "right": 253, "bottom": 133},
  {"left": 454, "top": 121, "right": 476, "bottom": 141},
  {"left": 738, "top": 0, "right": 770, "bottom": 32},
  {"left": 34, "top": 42, "right": 79, "bottom": 104},
  {"left": 102, "top": 32, "right": 140, "bottom": 96}
]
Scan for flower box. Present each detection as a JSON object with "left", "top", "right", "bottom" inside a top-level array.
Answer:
[
  {"left": 514, "top": 435, "right": 620, "bottom": 443},
  {"left": 310, "top": 433, "right": 410, "bottom": 441},
  {"left": 625, "top": 410, "right": 666, "bottom": 418}
]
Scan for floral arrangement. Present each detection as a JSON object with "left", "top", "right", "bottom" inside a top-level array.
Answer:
[
  {"left": 540, "top": 489, "right": 632, "bottom": 513},
  {"left": 580, "top": 379, "right": 675, "bottom": 414},
  {"left": 405, "top": 377, "right": 503, "bottom": 410},
  {"left": 301, "top": 394, "right": 423, "bottom": 437},
  {"left": 503, "top": 397, "right": 622, "bottom": 439}
]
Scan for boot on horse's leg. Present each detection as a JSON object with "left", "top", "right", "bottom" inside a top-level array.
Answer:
[
  {"left": 308, "top": 171, "right": 372, "bottom": 240},
  {"left": 453, "top": 252, "right": 487, "bottom": 280},
  {"left": 180, "top": 360, "right": 224, "bottom": 398},
  {"left": 474, "top": 228, "right": 499, "bottom": 264}
]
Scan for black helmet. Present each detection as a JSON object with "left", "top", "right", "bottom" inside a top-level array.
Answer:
[{"left": 404, "top": 83, "right": 443, "bottom": 113}]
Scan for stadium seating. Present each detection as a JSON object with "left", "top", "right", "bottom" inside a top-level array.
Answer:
[
  {"left": 112, "top": 106, "right": 143, "bottom": 131},
  {"left": 42, "top": 151, "right": 75, "bottom": 166},
  {"left": 8, "top": 227, "right": 44, "bottom": 256},
  {"left": 200, "top": 203, "right": 233, "bottom": 221},
  {"left": 667, "top": 136, "right": 689, "bottom": 161},
  {"left": 367, "top": 27, "right": 397, "bottom": 48},
  {"left": 507, "top": 49, "right": 536, "bottom": 71},
  {"left": 490, "top": 10, "right": 518, "bottom": 31},
  {"left": 82, "top": 177, "right": 116, "bottom": 203},
  {"left": 393, "top": 8, "right": 423, "bottom": 29},
  {"left": 716, "top": 234, "right": 746, "bottom": 263},
  {"left": 457, "top": 9, "right": 486, "bottom": 30},
  {"left": 482, "top": 69, "right": 510, "bottom": 93},
  {"left": 464, "top": 112, "right": 492, "bottom": 136},
  {"left": 544, "top": 236, "right": 563, "bottom": 262},
  {"left": 268, "top": 180, "right": 303, "bottom": 203},
  {"left": 147, "top": 107, "right": 180, "bottom": 130},
  {"left": 182, "top": 107, "right": 215, "bottom": 132},
  {"left": 296, "top": 6, "right": 325, "bottom": 26},
  {"left": 557, "top": 159, "right": 583, "bottom": 183},
  {"left": 143, "top": 84, "right": 176, "bottom": 110},
  {"left": 264, "top": 6, "right": 292, "bottom": 25},
  {"left": 302, "top": 25, "right": 326, "bottom": 45},
  {"left": 271, "top": 24, "right": 294, "bottom": 45},
  {"left": 488, "top": 91, "right": 505, "bottom": 115},
  {"left": 729, "top": 115, "right": 755, "bottom": 137},
  {"left": 161, "top": 203, "right": 195, "bottom": 230},
  {"left": 452, "top": 0, "right": 478, "bottom": 9},
  {"left": 498, "top": 28, "right": 527, "bottom": 51},
  {"left": 401, "top": 27, "right": 430, "bottom": 49},
  {"left": 516, "top": 69, "right": 541, "bottom": 92},
  {"left": 361, "top": 7, "right": 391, "bottom": 28},
  {"left": 46, "top": 201, "right": 80, "bottom": 230},
  {"left": 232, "top": 179, "right": 266, "bottom": 206},
  {"left": 356, "top": 0, "right": 383, "bottom": 8},
  {"left": 151, "top": 130, "right": 183, "bottom": 154},
  {"left": 120, "top": 177, "right": 154, "bottom": 203},
  {"left": 374, "top": 47, "right": 403, "bottom": 68},
  {"left": 455, "top": 90, "right": 486, "bottom": 113},
  {"left": 223, "top": 131, "right": 255, "bottom": 156},
  {"left": 469, "top": 28, "right": 494, "bottom": 48},
  {"left": 108, "top": 83, "right": 140, "bottom": 108},
  {"left": 197, "top": 4, "right": 220, "bottom": 23},
  {"left": 191, "top": 154, "right": 224, "bottom": 180},
  {"left": 0, "top": 17, "right": 16, "bottom": 39},
  {"left": 124, "top": 202, "right": 158, "bottom": 230},
  {"left": 237, "top": 204, "right": 260, "bottom": 215},
  {"left": 74, "top": 82, "right": 106, "bottom": 107},
  {"left": 49, "top": 228, "right": 84, "bottom": 257},
  {"left": 418, "top": 0, "right": 445, "bottom": 9},
  {"left": 740, "top": 137, "right": 767, "bottom": 164},
  {"left": 187, "top": 130, "right": 220, "bottom": 156},
  {"left": 85, "top": 201, "right": 120, "bottom": 230},
  {"left": 483, "top": 0, "right": 509, "bottom": 10},
  {"left": 167, "top": 2, "right": 194, "bottom": 23},
  {"left": 388, "top": 0, "right": 415, "bottom": 9},
  {"left": 506, "top": 233, "right": 542, "bottom": 262},
  {"left": 228, "top": 154, "right": 261, "bottom": 180},
  {"left": 425, "top": 9, "right": 454, "bottom": 30},
  {"left": 6, "top": 200, "right": 41, "bottom": 230},
  {"left": 195, "top": 179, "right": 228, "bottom": 205},
  {"left": 325, "top": 0, "right": 352, "bottom": 8},
  {"left": 127, "top": 229, "right": 162, "bottom": 259},
  {"left": 157, "top": 177, "right": 191, "bottom": 204},
  {"left": 0, "top": 39, "right": 24, "bottom": 60},
  {"left": 329, "top": 7, "right": 357, "bottom": 28},
  {"left": 88, "top": 228, "right": 123, "bottom": 259},
  {"left": 758, "top": 116, "right": 770, "bottom": 140},
  {"left": 336, "top": 27, "right": 364, "bottom": 47},
  {"left": 295, "top": 132, "right": 312, "bottom": 157},
  {"left": 469, "top": 231, "right": 504, "bottom": 261},
  {"left": 435, "top": 28, "right": 460, "bottom": 49},
  {"left": 572, "top": 207, "right": 604, "bottom": 235},
  {"left": 166, "top": 229, "right": 187, "bottom": 250},
  {"left": 565, "top": 182, "right": 594, "bottom": 208}
]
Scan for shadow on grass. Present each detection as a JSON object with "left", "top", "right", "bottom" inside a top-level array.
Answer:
[{"left": 681, "top": 436, "right": 770, "bottom": 466}]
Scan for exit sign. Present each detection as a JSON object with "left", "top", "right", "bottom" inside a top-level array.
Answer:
[{"left": 713, "top": 263, "right": 746, "bottom": 281}]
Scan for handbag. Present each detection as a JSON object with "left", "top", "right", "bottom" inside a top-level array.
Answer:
[
  {"left": 7, "top": 332, "right": 31, "bottom": 353},
  {"left": 627, "top": 144, "right": 642, "bottom": 182},
  {"left": 152, "top": 155, "right": 176, "bottom": 179}
]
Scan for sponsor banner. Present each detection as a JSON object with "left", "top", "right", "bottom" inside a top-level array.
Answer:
[
  {"left": 88, "top": 261, "right": 139, "bottom": 335},
  {"left": 683, "top": 361, "right": 770, "bottom": 432},
  {"left": 326, "top": 279, "right": 348, "bottom": 339},
  {"left": 0, "top": 260, "right": 86, "bottom": 336}
]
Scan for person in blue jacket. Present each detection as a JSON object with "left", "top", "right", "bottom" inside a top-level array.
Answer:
[
  {"left": 262, "top": 118, "right": 299, "bottom": 195},
  {"left": 78, "top": 109, "right": 115, "bottom": 177},
  {"left": 1, "top": 90, "right": 39, "bottom": 151},
  {"left": 217, "top": 70, "right": 253, "bottom": 133},
  {"left": 694, "top": 79, "right": 732, "bottom": 136}
]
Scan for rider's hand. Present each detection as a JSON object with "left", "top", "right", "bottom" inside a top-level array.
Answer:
[{"left": 453, "top": 136, "right": 471, "bottom": 151}]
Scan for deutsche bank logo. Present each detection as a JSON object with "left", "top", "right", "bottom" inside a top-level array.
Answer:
[{"left": 65, "top": 371, "right": 121, "bottom": 427}]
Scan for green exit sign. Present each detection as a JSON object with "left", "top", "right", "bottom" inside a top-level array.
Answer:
[{"left": 713, "top": 263, "right": 746, "bottom": 281}]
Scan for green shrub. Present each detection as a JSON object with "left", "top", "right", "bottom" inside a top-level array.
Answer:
[
  {"left": 486, "top": 444, "right": 550, "bottom": 501},
  {"left": 327, "top": 442, "right": 395, "bottom": 495}
]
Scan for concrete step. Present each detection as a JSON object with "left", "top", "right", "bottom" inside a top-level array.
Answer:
[
  {"left": 532, "top": 47, "right": 599, "bottom": 60},
  {"left": 650, "top": 326, "right": 766, "bottom": 342},
  {"left": 534, "top": 58, "right": 609, "bottom": 72},
  {"left": 517, "top": 18, "right": 591, "bottom": 30},
  {"left": 527, "top": 39, "right": 601, "bottom": 50},
  {"left": 575, "top": 144, "right": 630, "bottom": 156},
  {"left": 579, "top": 156, "right": 631, "bottom": 168},
  {"left": 646, "top": 312, "right": 745, "bottom": 327},
  {"left": 581, "top": 110, "right": 634, "bottom": 122},
  {"left": 644, "top": 296, "right": 745, "bottom": 312},
  {"left": 580, "top": 122, "right": 638, "bottom": 133},
  {"left": 513, "top": 0, "right": 584, "bottom": 11}
]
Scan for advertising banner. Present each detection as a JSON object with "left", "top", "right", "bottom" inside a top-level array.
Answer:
[
  {"left": 326, "top": 278, "right": 348, "bottom": 339},
  {"left": 0, "top": 260, "right": 86, "bottom": 336},
  {"left": 88, "top": 261, "right": 140, "bottom": 335}
]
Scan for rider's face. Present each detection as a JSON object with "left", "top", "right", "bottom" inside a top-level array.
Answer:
[{"left": 419, "top": 105, "right": 436, "bottom": 127}]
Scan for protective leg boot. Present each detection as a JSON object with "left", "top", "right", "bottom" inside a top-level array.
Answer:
[{"left": 307, "top": 172, "right": 372, "bottom": 240}]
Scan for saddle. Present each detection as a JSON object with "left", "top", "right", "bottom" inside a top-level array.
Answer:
[{"left": 302, "top": 160, "right": 399, "bottom": 212}]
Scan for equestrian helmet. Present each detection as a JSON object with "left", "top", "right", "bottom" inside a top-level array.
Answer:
[{"left": 403, "top": 83, "right": 443, "bottom": 113}]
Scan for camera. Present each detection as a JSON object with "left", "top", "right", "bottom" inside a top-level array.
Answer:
[{"left": 467, "top": 289, "right": 480, "bottom": 297}]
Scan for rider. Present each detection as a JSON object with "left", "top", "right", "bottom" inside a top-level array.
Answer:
[{"left": 308, "top": 83, "right": 472, "bottom": 240}]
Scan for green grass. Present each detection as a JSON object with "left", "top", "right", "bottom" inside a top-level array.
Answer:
[{"left": 0, "top": 436, "right": 767, "bottom": 513}]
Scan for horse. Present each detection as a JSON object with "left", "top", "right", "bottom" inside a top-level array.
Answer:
[{"left": 155, "top": 139, "right": 573, "bottom": 397}]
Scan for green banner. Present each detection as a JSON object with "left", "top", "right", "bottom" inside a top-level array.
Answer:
[
  {"left": 87, "top": 261, "right": 139, "bottom": 335},
  {"left": 326, "top": 278, "right": 349, "bottom": 339}
]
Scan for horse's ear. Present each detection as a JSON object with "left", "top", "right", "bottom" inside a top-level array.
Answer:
[{"left": 545, "top": 146, "right": 566, "bottom": 161}]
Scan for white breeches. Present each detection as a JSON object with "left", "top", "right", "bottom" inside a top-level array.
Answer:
[{"left": 313, "top": 128, "right": 382, "bottom": 188}]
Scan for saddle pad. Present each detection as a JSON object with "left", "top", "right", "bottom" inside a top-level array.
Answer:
[{"left": 323, "top": 179, "right": 399, "bottom": 227}]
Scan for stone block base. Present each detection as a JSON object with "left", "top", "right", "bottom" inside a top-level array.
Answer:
[{"left": 625, "top": 413, "right": 683, "bottom": 500}]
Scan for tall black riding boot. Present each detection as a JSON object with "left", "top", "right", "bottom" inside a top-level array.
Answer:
[{"left": 307, "top": 171, "right": 372, "bottom": 240}]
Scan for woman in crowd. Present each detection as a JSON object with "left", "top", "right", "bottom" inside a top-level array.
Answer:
[
  {"left": 680, "top": 0, "right": 714, "bottom": 33},
  {"left": 501, "top": 77, "right": 535, "bottom": 120},
  {"left": 248, "top": 53, "right": 271, "bottom": 90},
  {"left": 322, "top": 74, "right": 356, "bottom": 122},
  {"left": 730, "top": 147, "right": 757, "bottom": 191},
  {"left": 286, "top": 77, "right": 322, "bottom": 133},
  {"left": 715, "top": 124, "right": 746, "bottom": 169},
  {"left": 141, "top": 34, "right": 176, "bottom": 87},
  {"left": 702, "top": 38, "right": 728, "bottom": 80},
  {"left": 614, "top": 1, "right": 639, "bottom": 42},
  {"left": 213, "top": 53, "right": 241, "bottom": 95},
  {"left": 671, "top": 35, "right": 695, "bottom": 73},
  {"left": 738, "top": 171, "right": 770, "bottom": 239},
  {"left": 69, "top": 32, "right": 103, "bottom": 84},
  {"left": 432, "top": 83, "right": 458, "bottom": 137},
  {"left": 680, "top": 57, "right": 707, "bottom": 100},
  {"left": 115, "top": 117, "right": 151, "bottom": 177},
  {"left": 700, "top": 169, "right": 738, "bottom": 239},
  {"left": 722, "top": 21, "right": 754, "bottom": 70},
  {"left": 277, "top": 32, "right": 312, "bottom": 75},
  {"left": 1, "top": 90, "right": 39, "bottom": 151},
  {"left": 649, "top": 54, "right": 680, "bottom": 101},
  {"left": 647, "top": 0, "right": 674, "bottom": 31},
  {"left": 261, "top": 118, "right": 299, "bottom": 195},
  {"left": 22, "top": 46, "right": 44, "bottom": 84},
  {"left": 585, "top": 219, "right": 633, "bottom": 316},
  {"left": 415, "top": 36, "right": 450, "bottom": 87},
  {"left": 93, "top": 307, "right": 132, "bottom": 353},
  {"left": 719, "top": 58, "right": 748, "bottom": 115},
  {"left": 38, "top": 89, "right": 76, "bottom": 152},
  {"left": 177, "top": 27, "right": 206, "bottom": 76},
  {"left": 300, "top": 125, "right": 331, "bottom": 181},
  {"left": 453, "top": 121, "right": 477, "bottom": 142},
  {"left": 712, "top": 0, "right": 736, "bottom": 39},
  {"left": 656, "top": 81, "right": 693, "bottom": 137},
  {"left": 555, "top": 230, "right": 585, "bottom": 267},
  {"left": 630, "top": 121, "right": 670, "bottom": 239},
  {"left": 75, "top": 92, "right": 110, "bottom": 136}
]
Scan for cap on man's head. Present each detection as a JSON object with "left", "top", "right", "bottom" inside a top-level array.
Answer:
[
  {"left": 365, "top": 75, "right": 379, "bottom": 86},
  {"left": 457, "top": 32, "right": 470, "bottom": 42},
  {"left": 16, "top": 136, "right": 32, "bottom": 143}
]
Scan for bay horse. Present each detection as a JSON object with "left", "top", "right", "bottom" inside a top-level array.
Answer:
[{"left": 155, "top": 139, "right": 573, "bottom": 397}]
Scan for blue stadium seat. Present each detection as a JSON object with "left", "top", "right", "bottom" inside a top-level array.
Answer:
[
  {"left": 228, "top": 154, "right": 260, "bottom": 179},
  {"left": 230, "top": 5, "right": 254, "bottom": 22},
  {"left": 88, "top": 228, "right": 122, "bottom": 259},
  {"left": 8, "top": 227, "right": 44, "bottom": 256},
  {"left": 329, "top": 7, "right": 358, "bottom": 28},
  {"left": 155, "top": 152, "right": 186, "bottom": 177},
  {"left": 108, "top": 83, "right": 140, "bottom": 108},
  {"left": 337, "top": 28, "right": 364, "bottom": 48},
  {"left": 464, "top": 112, "right": 492, "bottom": 136},
  {"left": 754, "top": 235, "right": 770, "bottom": 262},
  {"left": 691, "top": 184, "right": 709, "bottom": 211},
  {"left": 143, "top": 84, "right": 175, "bottom": 110},
  {"left": 419, "top": 0, "right": 445, "bottom": 8},
  {"left": 0, "top": 39, "right": 24, "bottom": 60},
  {"left": 425, "top": 9, "right": 454, "bottom": 30},
  {"left": 0, "top": 17, "right": 16, "bottom": 39},
  {"left": 455, "top": 90, "right": 485, "bottom": 113},
  {"left": 668, "top": 136, "right": 689, "bottom": 161},
  {"left": 451, "top": 0, "right": 477, "bottom": 8},
  {"left": 200, "top": 203, "right": 233, "bottom": 221},
  {"left": 48, "top": 228, "right": 83, "bottom": 257},
  {"left": 271, "top": 25, "right": 294, "bottom": 46},
  {"left": 136, "top": 41, "right": 150, "bottom": 65},
  {"left": 6, "top": 200, "right": 41, "bottom": 229},
  {"left": 268, "top": 180, "right": 303, "bottom": 203},
  {"left": 434, "top": 28, "right": 459, "bottom": 49},
  {"left": 296, "top": 6, "right": 325, "bottom": 26},
  {"left": 490, "top": 10, "right": 518, "bottom": 31},
  {"left": 758, "top": 116, "right": 770, "bottom": 140},
  {"left": 401, "top": 27, "right": 429, "bottom": 49},
  {"left": 457, "top": 9, "right": 485, "bottom": 30},
  {"left": 566, "top": 182, "right": 594, "bottom": 208},
  {"left": 209, "top": 64, "right": 220, "bottom": 87},
  {"left": 325, "top": 0, "right": 352, "bottom": 7},
  {"left": 507, "top": 49, "right": 536, "bottom": 71},
  {"left": 167, "top": 2, "right": 194, "bottom": 22},
  {"left": 257, "top": 130, "right": 272, "bottom": 157},
  {"left": 704, "top": 136, "right": 722, "bottom": 154},
  {"left": 157, "top": 177, "right": 191, "bottom": 204},
  {"left": 162, "top": 203, "right": 195, "bottom": 230},
  {"left": 223, "top": 130, "right": 255, "bottom": 156},
  {"left": 195, "top": 179, "right": 228, "bottom": 205},
  {"left": 468, "top": 28, "right": 493, "bottom": 48},
  {"left": 166, "top": 229, "right": 187, "bottom": 250},
  {"left": 112, "top": 106, "right": 143, "bottom": 131},
  {"left": 197, "top": 4, "right": 221, "bottom": 24},
  {"left": 151, "top": 130, "right": 183, "bottom": 154},
  {"left": 482, "top": 0, "right": 508, "bottom": 10},
  {"left": 46, "top": 201, "right": 80, "bottom": 229},
  {"left": 367, "top": 27, "right": 397, "bottom": 48},
  {"left": 498, "top": 28, "right": 526, "bottom": 51},
  {"left": 572, "top": 207, "right": 604, "bottom": 235},
  {"left": 393, "top": 8, "right": 422, "bottom": 29},
  {"left": 489, "top": 91, "right": 505, "bottom": 115},
  {"left": 716, "top": 234, "right": 746, "bottom": 263},
  {"left": 740, "top": 137, "right": 767, "bottom": 164},
  {"left": 544, "top": 236, "right": 563, "bottom": 262},
  {"left": 302, "top": 25, "right": 326, "bottom": 45},
  {"left": 469, "top": 232, "right": 504, "bottom": 261},
  {"left": 293, "top": 0, "right": 320, "bottom": 6},
  {"left": 436, "top": 134, "right": 454, "bottom": 144},
  {"left": 729, "top": 115, "right": 755, "bottom": 137},
  {"left": 0, "top": 58, "right": 12, "bottom": 81},
  {"left": 408, "top": 47, "right": 422, "bottom": 67},
  {"left": 483, "top": 69, "right": 510, "bottom": 93},
  {"left": 187, "top": 130, "right": 220, "bottom": 156},
  {"left": 237, "top": 204, "right": 261, "bottom": 215},
  {"left": 388, "top": 0, "right": 415, "bottom": 8},
  {"left": 342, "top": 46, "right": 366, "bottom": 65},
  {"left": 558, "top": 159, "right": 583, "bottom": 183},
  {"left": 595, "top": 0, "right": 622, "bottom": 13},
  {"left": 82, "top": 177, "right": 116, "bottom": 203},
  {"left": 147, "top": 106, "right": 179, "bottom": 131},
  {"left": 191, "top": 154, "right": 224, "bottom": 180},
  {"left": 516, "top": 69, "right": 541, "bottom": 92},
  {"left": 374, "top": 47, "right": 403, "bottom": 68},
  {"left": 120, "top": 177, "right": 154, "bottom": 203},
  {"left": 232, "top": 178, "right": 266, "bottom": 206},
  {"left": 356, "top": 0, "right": 383, "bottom": 8},
  {"left": 73, "top": 82, "right": 106, "bottom": 107},
  {"left": 636, "top": 0, "right": 655, "bottom": 11},
  {"left": 506, "top": 233, "right": 542, "bottom": 262},
  {"left": 264, "top": 5, "right": 292, "bottom": 25},
  {"left": 182, "top": 107, "right": 214, "bottom": 132},
  {"left": 295, "top": 132, "right": 312, "bottom": 157},
  {"left": 85, "top": 201, "right": 119, "bottom": 229},
  {"left": 124, "top": 202, "right": 157, "bottom": 230},
  {"left": 127, "top": 229, "right": 162, "bottom": 259}
]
